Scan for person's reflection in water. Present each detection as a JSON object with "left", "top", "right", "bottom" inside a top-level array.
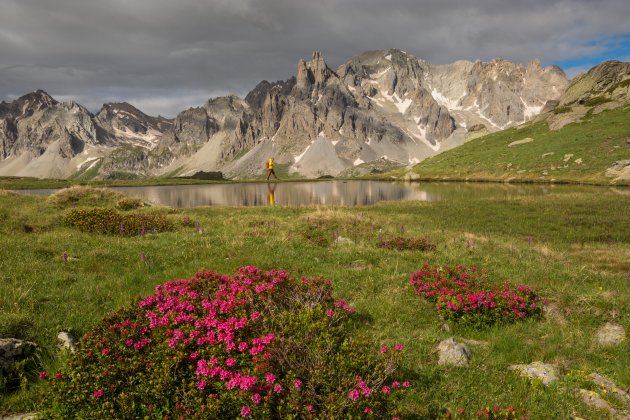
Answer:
[{"left": 267, "top": 182, "right": 276, "bottom": 206}]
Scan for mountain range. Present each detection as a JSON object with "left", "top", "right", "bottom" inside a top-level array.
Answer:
[{"left": 0, "top": 49, "right": 572, "bottom": 179}]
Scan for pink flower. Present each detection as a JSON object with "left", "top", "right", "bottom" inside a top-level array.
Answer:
[
  {"left": 225, "top": 357, "right": 236, "bottom": 367},
  {"left": 93, "top": 389, "right": 104, "bottom": 399},
  {"left": 101, "top": 348, "right": 111, "bottom": 355},
  {"left": 273, "top": 383, "right": 282, "bottom": 393},
  {"left": 402, "top": 381, "right": 411, "bottom": 388},
  {"left": 39, "top": 372, "right": 49, "bottom": 380},
  {"left": 391, "top": 381, "right": 400, "bottom": 388},
  {"left": 238, "top": 341, "right": 249, "bottom": 351},
  {"left": 393, "top": 343, "right": 404, "bottom": 351},
  {"left": 240, "top": 405, "right": 252, "bottom": 417},
  {"left": 196, "top": 381, "right": 206, "bottom": 390},
  {"left": 348, "top": 389, "right": 360, "bottom": 401},
  {"left": 306, "top": 405, "right": 313, "bottom": 412},
  {"left": 251, "top": 393, "right": 262, "bottom": 405},
  {"left": 293, "top": 379, "right": 302, "bottom": 389},
  {"left": 493, "top": 405, "right": 499, "bottom": 411},
  {"left": 364, "top": 407, "right": 373, "bottom": 414},
  {"left": 380, "top": 345, "right": 388, "bottom": 353},
  {"left": 326, "top": 309, "right": 334, "bottom": 317},
  {"left": 265, "top": 372, "right": 276, "bottom": 383},
  {"left": 381, "top": 386, "right": 391, "bottom": 394},
  {"left": 54, "top": 372, "right": 63, "bottom": 379}
]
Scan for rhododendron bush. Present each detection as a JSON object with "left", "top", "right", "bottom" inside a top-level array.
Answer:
[
  {"left": 410, "top": 264, "right": 544, "bottom": 326},
  {"left": 41, "top": 267, "right": 408, "bottom": 418}
]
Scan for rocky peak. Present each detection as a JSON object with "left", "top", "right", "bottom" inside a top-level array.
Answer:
[
  {"left": 14, "top": 89, "right": 58, "bottom": 115},
  {"left": 583, "top": 60, "right": 630, "bottom": 90},
  {"left": 558, "top": 60, "right": 630, "bottom": 108},
  {"left": 296, "top": 51, "right": 333, "bottom": 91},
  {"left": 245, "top": 77, "right": 296, "bottom": 110}
]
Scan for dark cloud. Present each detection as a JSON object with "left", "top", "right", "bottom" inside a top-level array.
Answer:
[{"left": 1, "top": 0, "right": 628, "bottom": 117}]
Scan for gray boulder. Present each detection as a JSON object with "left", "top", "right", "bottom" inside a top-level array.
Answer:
[
  {"left": 57, "top": 331, "right": 77, "bottom": 353},
  {"left": 508, "top": 361, "right": 559, "bottom": 385},
  {"left": 595, "top": 322, "right": 626, "bottom": 346},
  {"left": 0, "top": 338, "right": 37, "bottom": 371},
  {"left": 437, "top": 338, "right": 471, "bottom": 367}
]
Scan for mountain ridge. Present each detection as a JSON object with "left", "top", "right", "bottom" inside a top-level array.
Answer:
[{"left": 0, "top": 49, "right": 571, "bottom": 179}]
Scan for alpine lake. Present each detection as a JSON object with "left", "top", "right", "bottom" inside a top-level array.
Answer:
[{"left": 16, "top": 179, "right": 621, "bottom": 208}]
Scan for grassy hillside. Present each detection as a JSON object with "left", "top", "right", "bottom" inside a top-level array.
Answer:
[
  {"left": 1, "top": 187, "right": 629, "bottom": 418},
  {"left": 407, "top": 105, "right": 630, "bottom": 185}
]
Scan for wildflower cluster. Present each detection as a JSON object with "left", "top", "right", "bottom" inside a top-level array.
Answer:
[
  {"left": 377, "top": 236, "right": 436, "bottom": 252},
  {"left": 64, "top": 207, "right": 173, "bottom": 236},
  {"left": 410, "top": 264, "right": 544, "bottom": 326},
  {"left": 41, "top": 266, "right": 408, "bottom": 418}
]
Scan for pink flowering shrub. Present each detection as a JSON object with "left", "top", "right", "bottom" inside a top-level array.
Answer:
[
  {"left": 41, "top": 266, "right": 408, "bottom": 418},
  {"left": 410, "top": 264, "right": 543, "bottom": 326}
]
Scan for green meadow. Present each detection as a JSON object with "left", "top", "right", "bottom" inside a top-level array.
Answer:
[
  {"left": 0, "top": 185, "right": 629, "bottom": 418},
  {"left": 407, "top": 106, "right": 630, "bottom": 185}
]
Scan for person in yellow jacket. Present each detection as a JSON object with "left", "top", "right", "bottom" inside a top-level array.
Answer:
[{"left": 266, "top": 157, "right": 278, "bottom": 180}]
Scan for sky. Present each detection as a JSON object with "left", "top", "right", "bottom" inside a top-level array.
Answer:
[{"left": 1, "top": 0, "right": 629, "bottom": 117}]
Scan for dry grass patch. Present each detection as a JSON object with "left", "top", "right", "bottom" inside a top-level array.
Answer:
[
  {"left": 47, "top": 185, "right": 123, "bottom": 207},
  {"left": 569, "top": 245, "right": 630, "bottom": 276}
]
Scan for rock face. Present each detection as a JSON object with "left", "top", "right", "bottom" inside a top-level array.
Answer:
[
  {"left": 0, "top": 91, "right": 173, "bottom": 179},
  {"left": 0, "top": 49, "right": 570, "bottom": 179},
  {"left": 437, "top": 338, "right": 471, "bottom": 367},
  {"left": 542, "top": 60, "right": 630, "bottom": 130}
]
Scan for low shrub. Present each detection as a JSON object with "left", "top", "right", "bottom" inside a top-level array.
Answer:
[
  {"left": 410, "top": 264, "right": 544, "bottom": 326},
  {"left": 116, "top": 197, "right": 145, "bottom": 211},
  {"left": 40, "top": 266, "right": 409, "bottom": 418},
  {"left": 377, "top": 236, "right": 436, "bottom": 252},
  {"left": 300, "top": 224, "right": 331, "bottom": 247},
  {"left": 582, "top": 96, "right": 611, "bottom": 107},
  {"left": 64, "top": 208, "right": 173, "bottom": 236},
  {"left": 552, "top": 106, "right": 572, "bottom": 115}
]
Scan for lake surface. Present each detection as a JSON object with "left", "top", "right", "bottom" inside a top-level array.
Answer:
[{"left": 17, "top": 181, "right": 622, "bottom": 208}]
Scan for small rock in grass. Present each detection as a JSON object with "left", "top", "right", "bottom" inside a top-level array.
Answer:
[
  {"left": 336, "top": 236, "right": 354, "bottom": 245},
  {"left": 595, "top": 322, "right": 626, "bottom": 346},
  {"left": 577, "top": 389, "right": 626, "bottom": 418},
  {"left": 0, "top": 413, "right": 39, "bottom": 420},
  {"left": 508, "top": 361, "right": 559, "bottom": 385},
  {"left": 543, "top": 302, "right": 566, "bottom": 325},
  {"left": 437, "top": 338, "right": 471, "bottom": 367},
  {"left": 589, "top": 372, "right": 630, "bottom": 406},
  {"left": 57, "top": 331, "right": 77, "bottom": 353}
]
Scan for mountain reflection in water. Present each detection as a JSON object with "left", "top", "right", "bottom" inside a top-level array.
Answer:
[
  {"left": 113, "top": 181, "right": 434, "bottom": 208},
  {"left": 16, "top": 181, "right": 608, "bottom": 209}
]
